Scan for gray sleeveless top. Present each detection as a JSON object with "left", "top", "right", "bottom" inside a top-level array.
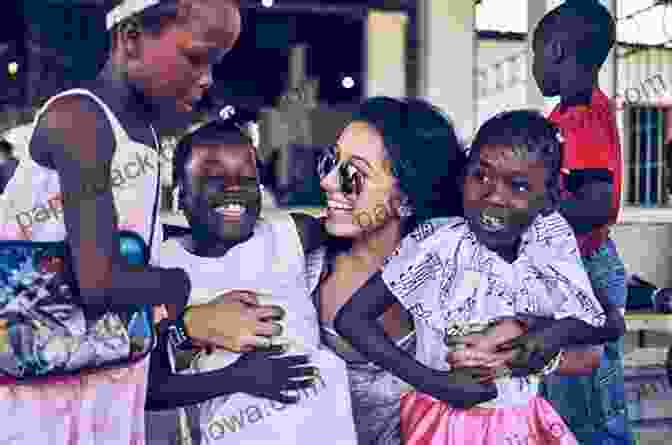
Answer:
[{"left": 306, "top": 246, "right": 415, "bottom": 445}]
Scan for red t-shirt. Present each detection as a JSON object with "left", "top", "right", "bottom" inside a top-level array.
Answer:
[{"left": 548, "top": 88, "right": 622, "bottom": 257}]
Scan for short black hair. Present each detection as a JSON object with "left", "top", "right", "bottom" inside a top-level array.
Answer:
[
  {"left": 173, "top": 117, "right": 259, "bottom": 187},
  {"left": 468, "top": 110, "right": 564, "bottom": 209},
  {"left": 534, "top": 0, "right": 616, "bottom": 70}
]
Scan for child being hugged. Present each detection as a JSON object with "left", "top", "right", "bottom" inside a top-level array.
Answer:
[
  {"left": 335, "top": 111, "right": 610, "bottom": 445},
  {"left": 146, "top": 111, "right": 357, "bottom": 445}
]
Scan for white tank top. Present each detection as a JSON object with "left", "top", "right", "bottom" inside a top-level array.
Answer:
[
  {"left": 0, "top": 89, "right": 163, "bottom": 263},
  {"left": 158, "top": 212, "right": 320, "bottom": 369}
]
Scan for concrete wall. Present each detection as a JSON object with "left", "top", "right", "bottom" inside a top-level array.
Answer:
[
  {"left": 612, "top": 211, "right": 672, "bottom": 287},
  {"left": 476, "top": 83, "right": 528, "bottom": 129}
]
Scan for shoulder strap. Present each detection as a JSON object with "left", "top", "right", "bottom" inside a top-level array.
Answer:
[
  {"left": 40, "top": 90, "right": 162, "bottom": 259},
  {"left": 147, "top": 125, "right": 161, "bottom": 259},
  {"left": 33, "top": 88, "right": 130, "bottom": 142},
  {"left": 267, "top": 212, "right": 305, "bottom": 278}
]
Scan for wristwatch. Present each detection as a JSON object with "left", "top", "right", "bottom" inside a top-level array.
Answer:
[{"left": 167, "top": 307, "right": 194, "bottom": 351}]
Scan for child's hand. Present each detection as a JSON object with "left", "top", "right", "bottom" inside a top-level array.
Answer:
[
  {"left": 229, "top": 346, "right": 319, "bottom": 404},
  {"left": 417, "top": 367, "right": 498, "bottom": 409}
]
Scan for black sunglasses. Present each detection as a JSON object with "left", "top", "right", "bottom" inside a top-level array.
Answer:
[{"left": 317, "top": 145, "right": 365, "bottom": 196}]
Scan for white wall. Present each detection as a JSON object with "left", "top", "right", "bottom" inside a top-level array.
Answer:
[
  {"left": 617, "top": 48, "right": 672, "bottom": 105},
  {"left": 476, "top": 38, "right": 531, "bottom": 131},
  {"left": 476, "top": 83, "right": 529, "bottom": 130},
  {"left": 612, "top": 222, "right": 672, "bottom": 287}
]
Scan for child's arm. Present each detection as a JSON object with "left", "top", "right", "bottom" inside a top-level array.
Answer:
[
  {"left": 335, "top": 271, "right": 498, "bottom": 409},
  {"left": 445, "top": 318, "right": 602, "bottom": 377},
  {"left": 31, "top": 96, "right": 191, "bottom": 312},
  {"left": 146, "top": 321, "right": 317, "bottom": 411},
  {"left": 558, "top": 169, "right": 613, "bottom": 234},
  {"left": 508, "top": 314, "right": 604, "bottom": 376},
  {"left": 495, "top": 309, "right": 623, "bottom": 376}
]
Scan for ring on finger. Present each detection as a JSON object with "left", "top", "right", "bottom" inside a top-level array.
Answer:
[{"left": 256, "top": 337, "right": 272, "bottom": 349}]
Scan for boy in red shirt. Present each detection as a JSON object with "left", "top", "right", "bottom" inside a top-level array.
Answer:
[{"left": 530, "top": 1, "right": 634, "bottom": 444}]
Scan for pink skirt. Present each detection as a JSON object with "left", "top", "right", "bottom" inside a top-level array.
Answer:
[
  {"left": 0, "top": 358, "right": 148, "bottom": 444},
  {"left": 400, "top": 391, "right": 578, "bottom": 445}
]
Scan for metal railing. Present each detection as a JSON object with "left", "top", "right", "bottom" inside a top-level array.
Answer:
[{"left": 624, "top": 105, "right": 669, "bottom": 207}]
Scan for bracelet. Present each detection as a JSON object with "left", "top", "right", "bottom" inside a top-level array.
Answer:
[{"left": 168, "top": 306, "right": 194, "bottom": 351}]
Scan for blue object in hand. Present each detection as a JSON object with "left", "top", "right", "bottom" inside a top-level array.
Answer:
[
  {"left": 118, "top": 230, "right": 149, "bottom": 267},
  {"left": 118, "top": 231, "right": 152, "bottom": 340}
]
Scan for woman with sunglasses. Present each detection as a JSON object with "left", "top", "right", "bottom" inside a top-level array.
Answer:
[{"left": 305, "top": 96, "right": 471, "bottom": 445}]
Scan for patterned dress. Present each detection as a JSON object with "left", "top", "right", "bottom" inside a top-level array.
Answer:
[{"left": 380, "top": 213, "right": 606, "bottom": 445}]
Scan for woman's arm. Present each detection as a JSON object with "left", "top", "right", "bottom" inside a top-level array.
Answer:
[
  {"left": 146, "top": 321, "right": 317, "bottom": 410},
  {"left": 180, "top": 290, "right": 286, "bottom": 352},
  {"left": 31, "top": 96, "right": 190, "bottom": 312},
  {"left": 335, "top": 271, "right": 497, "bottom": 409}
]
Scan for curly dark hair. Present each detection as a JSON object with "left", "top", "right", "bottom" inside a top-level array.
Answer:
[{"left": 350, "top": 97, "right": 468, "bottom": 228}]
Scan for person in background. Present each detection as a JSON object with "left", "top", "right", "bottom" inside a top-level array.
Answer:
[{"left": 531, "top": 1, "right": 633, "bottom": 443}]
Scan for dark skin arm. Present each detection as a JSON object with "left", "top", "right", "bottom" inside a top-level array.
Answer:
[
  {"left": 495, "top": 308, "right": 625, "bottom": 376},
  {"left": 30, "top": 96, "right": 190, "bottom": 313},
  {"left": 146, "top": 321, "right": 317, "bottom": 410},
  {"left": 147, "top": 213, "right": 324, "bottom": 409},
  {"left": 558, "top": 169, "right": 613, "bottom": 235},
  {"left": 334, "top": 272, "right": 497, "bottom": 409}
]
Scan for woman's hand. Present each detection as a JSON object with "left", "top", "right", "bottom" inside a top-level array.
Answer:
[
  {"left": 444, "top": 333, "right": 518, "bottom": 382},
  {"left": 444, "top": 319, "right": 525, "bottom": 381},
  {"left": 184, "top": 290, "right": 286, "bottom": 352},
  {"left": 229, "top": 346, "right": 319, "bottom": 404}
]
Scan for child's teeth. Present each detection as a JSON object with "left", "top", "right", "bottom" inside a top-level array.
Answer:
[
  {"left": 481, "top": 213, "right": 504, "bottom": 229},
  {"left": 215, "top": 204, "right": 245, "bottom": 214}
]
